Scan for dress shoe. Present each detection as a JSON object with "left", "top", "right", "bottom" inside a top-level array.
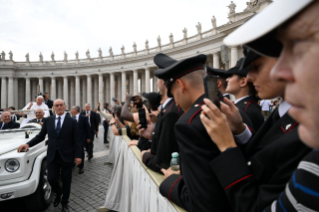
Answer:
[
  {"left": 53, "top": 194, "right": 62, "bottom": 207},
  {"left": 106, "top": 143, "right": 110, "bottom": 147},
  {"left": 79, "top": 168, "right": 84, "bottom": 174},
  {"left": 88, "top": 155, "right": 93, "bottom": 161},
  {"left": 62, "top": 204, "right": 69, "bottom": 212}
]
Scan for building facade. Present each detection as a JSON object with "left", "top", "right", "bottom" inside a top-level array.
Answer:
[{"left": 0, "top": 0, "right": 271, "bottom": 110}]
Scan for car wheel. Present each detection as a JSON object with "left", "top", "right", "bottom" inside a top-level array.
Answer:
[{"left": 24, "top": 159, "right": 53, "bottom": 211}]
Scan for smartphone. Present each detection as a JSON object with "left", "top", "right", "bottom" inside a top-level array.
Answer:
[
  {"left": 138, "top": 108, "right": 147, "bottom": 129},
  {"left": 112, "top": 112, "right": 115, "bottom": 118},
  {"left": 203, "top": 75, "right": 220, "bottom": 109}
]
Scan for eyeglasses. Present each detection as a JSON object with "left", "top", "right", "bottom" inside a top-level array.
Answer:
[{"left": 54, "top": 104, "right": 64, "bottom": 107}]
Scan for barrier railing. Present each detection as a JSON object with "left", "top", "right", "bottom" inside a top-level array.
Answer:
[{"left": 99, "top": 129, "right": 186, "bottom": 212}]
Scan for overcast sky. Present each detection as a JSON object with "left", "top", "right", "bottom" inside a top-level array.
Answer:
[{"left": 0, "top": 0, "right": 250, "bottom": 61}]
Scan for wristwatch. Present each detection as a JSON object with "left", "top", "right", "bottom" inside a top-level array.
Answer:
[{"left": 110, "top": 122, "right": 116, "bottom": 126}]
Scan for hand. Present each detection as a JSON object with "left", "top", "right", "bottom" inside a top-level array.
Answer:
[
  {"left": 27, "top": 102, "right": 33, "bottom": 109},
  {"left": 96, "top": 131, "right": 98, "bottom": 135},
  {"left": 17, "top": 144, "right": 29, "bottom": 152},
  {"left": 85, "top": 113, "right": 89, "bottom": 117},
  {"left": 161, "top": 167, "right": 181, "bottom": 179},
  {"left": 39, "top": 122, "right": 43, "bottom": 126},
  {"left": 137, "top": 120, "right": 154, "bottom": 139},
  {"left": 75, "top": 158, "right": 82, "bottom": 166},
  {"left": 19, "top": 112, "right": 25, "bottom": 117},
  {"left": 141, "top": 149, "right": 151, "bottom": 161},
  {"left": 128, "top": 139, "right": 138, "bottom": 147},
  {"left": 200, "top": 98, "right": 237, "bottom": 152},
  {"left": 220, "top": 98, "right": 246, "bottom": 135},
  {"left": 149, "top": 110, "right": 159, "bottom": 123},
  {"left": 86, "top": 139, "right": 91, "bottom": 143},
  {"left": 125, "top": 93, "right": 132, "bottom": 102}
]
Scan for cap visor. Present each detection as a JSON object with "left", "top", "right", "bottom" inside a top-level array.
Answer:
[{"left": 223, "top": 0, "right": 313, "bottom": 46}]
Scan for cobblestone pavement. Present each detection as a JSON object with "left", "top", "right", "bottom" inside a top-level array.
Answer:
[{"left": 0, "top": 126, "right": 114, "bottom": 212}]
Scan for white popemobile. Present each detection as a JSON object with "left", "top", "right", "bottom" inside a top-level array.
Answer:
[{"left": 0, "top": 122, "right": 52, "bottom": 211}]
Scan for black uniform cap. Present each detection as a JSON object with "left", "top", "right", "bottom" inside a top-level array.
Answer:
[
  {"left": 142, "top": 92, "right": 161, "bottom": 109},
  {"left": 239, "top": 47, "right": 261, "bottom": 71},
  {"left": 206, "top": 66, "right": 231, "bottom": 78},
  {"left": 154, "top": 54, "right": 207, "bottom": 97},
  {"left": 227, "top": 58, "right": 250, "bottom": 77}
]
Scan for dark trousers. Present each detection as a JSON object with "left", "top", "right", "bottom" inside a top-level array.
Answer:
[
  {"left": 78, "top": 141, "right": 85, "bottom": 169},
  {"left": 47, "top": 151, "right": 73, "bottom": 205},
  {"left": 85, "top": 131, "right": 95, "bottom": 157},
  {"left": 103, "top": 121, "right": 109, "bottom": 143}
]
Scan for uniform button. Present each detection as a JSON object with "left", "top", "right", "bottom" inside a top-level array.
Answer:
[
  {"left": 194, "top": 104, "right": 199, "bottom": 107},
  {"left": 152, "top": 132, "right": 155, "bottom": 135},
  {"left": 247, "top": 161, "right": 251, "bottom": 166}
]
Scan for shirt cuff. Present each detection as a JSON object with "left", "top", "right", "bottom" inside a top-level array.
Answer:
[{"left": 234, "top": 124, "right": 252, "bottom": 145}]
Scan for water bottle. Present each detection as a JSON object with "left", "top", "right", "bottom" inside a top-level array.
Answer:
[{"left": 170, "top": 152, "right": 180, "bottom": 171}]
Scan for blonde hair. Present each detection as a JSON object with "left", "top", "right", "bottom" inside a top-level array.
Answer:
[{"left": 129, "top": 108, "right": 139, "bottom": 136}]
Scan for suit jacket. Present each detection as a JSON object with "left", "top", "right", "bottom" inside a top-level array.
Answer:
[
  {"left": 210, "top": 108, "right": 311, "bottom": 212},
  {"left": 28, "top": 117, "right": 46, "bottom": 124},
  {"left": 76, "top": 115, "right": 91, "bottom": 144},
  {"left": 236, "top": 95, "right": 264, "bottom": 131},
  {"left": 27, "top": 115, "right": 82, "bottom": 164},
  {"left": 1, "top": 121, "right": 20, "bottom": 130},
  {"left": 45, "top": 99, "right": 53, "bottom": 115},
  {"left": 80, "top": 110, "right": 99, "bottom": 134},
  {"left": 142, "top": 99, "right": 183, "bottom": 173},
  {"left": 159, "top": 94, "right": 232, "bottom": 212}
]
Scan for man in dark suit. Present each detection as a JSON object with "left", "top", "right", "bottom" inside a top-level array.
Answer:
[
  {"left": 8, "top": 106, "right": 22, "bottom": 122},
  {"left": 80, "top": 103, "right": 99, "bottom": 161},
  {"left": 0, "top": 111, "right": 20, "bottom": 130},
  {"left": 18, "top": 99, "right": 81, "bottom": 212},
  {"left": 27, "top": 108, "right": 46, "bottom": 125},
  {"left": 44, "top": 92, "right": 53, "bottom": 115},
  {"left": 71, "top": 105, "right": 91, "bottom": 174}
]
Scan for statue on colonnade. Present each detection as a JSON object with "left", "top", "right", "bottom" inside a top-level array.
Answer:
[
  {"left": 26, "top": 53, "right": 30, "bottom": 63},
  {"left": 227, "top": 1, "right": 236, "bottom": 15},
  {"left": 183, "top": 28, "right": 187, "bottom": 39},
  {"left": 133, "top": 42, "right": 137, "bottom": 53},
  {"left": 196, "top": 22, "right": 202, "bottom": 34},
  {"left": 75, "top": 51, "right": 79, "bottom": 60},
  {"left": 157, "top": 36, "right": 161, "bottom": 47},
  {"left": 169, "top": 33, "right": 174, "bottom": 44},
  {"left": 145, "top": 40, "right": 149, "bottom": 51},
  {"left": 98, "top": 48, "right": 103, "bottom": 58},
  {"left": 9, "top": 51, "right": 13, "bottom": 60},
  {"left": 1, "top": 51, "right": 6, "bottom": 60},
  {"left": 211, "top": 16, "right": 217, "bottom": 28},
  {"left": 86, "top": 49, "right": 91, "bottom": 59},
  {"left": 39, "top": 52, "right": 43, "bottom": 62},
  {"left": 51, "top": 52, "right": 55, "bottom": 62},
  {"left": 64, "top": 51, "right": 68, "bottom": 62},
  {"left": 109, "top": 47, "right": 114, "bottom": 57}
]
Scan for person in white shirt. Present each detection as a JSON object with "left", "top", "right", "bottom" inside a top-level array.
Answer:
[
  {"left": 259, "top": 99, "right": 272, "bottom": 117},
  {"left": 22, "top": 95, "right": 50, "bottom": 119}
]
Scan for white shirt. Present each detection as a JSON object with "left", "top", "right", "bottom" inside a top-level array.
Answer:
[
  {"left": 55, "top": 113, "right": 66, "bottom": 129},
  {"left": 260, "top": 100, "right": 272, "bottom": 111},
  {"left": 85, "top": 110, "right": 91, "bottom": 125},
  {"left": 0, "top": 122, "right": 4, "bottom": 129},
  {"left": 234, "top": 95, "right": 250, "bottom": 105},
  {"left": 162, "top": 98, "right": 173, "bottom": 109},
  {"left": 74, "top": 113, "right": 80, "bottom": 122}
]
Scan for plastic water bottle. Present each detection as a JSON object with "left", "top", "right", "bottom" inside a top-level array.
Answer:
[{"left": 170, "top": 152, "right": 180, "bottom": 171}]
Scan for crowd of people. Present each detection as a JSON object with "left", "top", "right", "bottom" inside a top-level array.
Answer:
[{"left": 2, "top": 0, "right": 319, "bottom": 211}]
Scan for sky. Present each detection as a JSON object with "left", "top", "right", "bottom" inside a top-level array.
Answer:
[{"left": 0, "top": 0, "right": 250, "bottom": 62}]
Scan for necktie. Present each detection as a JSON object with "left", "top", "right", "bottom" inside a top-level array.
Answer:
[
  {"left": 37, "top": 119, "right": 40, "bottom": 123},
  {"left": 56, "top": 117, "right": 61, "bottom": 135}
]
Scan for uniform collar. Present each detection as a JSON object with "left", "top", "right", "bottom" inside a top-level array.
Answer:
[
  {"left": 278, "top": 100, "right": 291, "bottom": 118},
  {"left": 162, "top": 98, "right": 173, "bottom": 109},
  {"left": 234, "top": 95, "right": 251, "bottom": 104}
]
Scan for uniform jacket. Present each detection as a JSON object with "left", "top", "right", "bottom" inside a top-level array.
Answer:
[
  {"left": 236, "top": 95, "right": 264, "bottom": 131},
  {"left": 27, "top": 115, "right": 82, "bottom": 164},
  {"left": 1, "top": 121, "right": 20, "bottom": 130},
  {"left": 137, "top": 137, "right": 152, "bottom": 151},
  {"left": 142, "top": 99, "right": 183, "bottom": 173},
  {"left": 159, "top": 94, "right": 232, "bottom": 212},
  {"left": 210, "top": 109, "right": 311, "bottom": 212},
  {"left": 45, "top": 99, "right": 53, "bottom": 115}
]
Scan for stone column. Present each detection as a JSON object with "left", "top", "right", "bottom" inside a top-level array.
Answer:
[
  {"left": 25, "top": 77, "right": 31, "bottom": 104},
  {"left": 7, "top": 77, "right": 14, "bottom": 107},
  {"left": 141, "top": 72, "right": 145, "bottom": 93},
  {"left": 87, "top": 75, "right": 92, "bottom": 105},
  {"left": 75, "top": 76, "right": 80, "bottom": 106},
  {"left": 82, "top": 78, "right": 87, "bottom": 107},
  {"left": 213, "top": 52, "right": 220, "bottom": 69},
  {"left": 105, "top": 76, "right": 109, "bottom": 104},
  {"left": 230, "top": 47, "right": 238, "bottom": 67},
  {"left": 121, "top": 72, "right": 126, "bottom": 101},
  {"left": 97, "top": 74, "right": 103, "bottom": 105},
  {"left": 116, "top": 75, "right": 121, "bottom": 101},
  {"left": 14, "top": 78, "right": 18, "bottom": 109},
  {"left": 1, "top": 77, "right": 7, "bottom": 108},
  {"left": 133, "top": 70, "right": 138, "bottom": 95},
  {"left": 70, "top": 78, "right": 75, "bottom": 107},
  {"left": 145, "top": 68, "right": 150, "bottom": 93},
  {"left": 51, "top": 77, "right": 56, "bottom": 100},
  {"left": 38, "top": 77, "right": 43, "bottom": 93},
  {"left": 94, "top": 77, "right": 98, "bottom": 108},
  {"left": 129, "top": 73, "right": 133, "bottom": 94},
  {"left": 63, "top": 76, "right": 68, "bottom": 106},
  {"left": 110, "top": 73, "right": 114, "bottom": 104},
  {"left": 57, "top": 79, "right": 63, "bottom": 99}
]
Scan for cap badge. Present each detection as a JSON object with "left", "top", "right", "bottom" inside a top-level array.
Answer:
[
  {"left": 286, "top": 124, "right": 292, "bottom": 131},
  {"left": 170, "top": 78, "right": 173, "bottom": 82}
]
